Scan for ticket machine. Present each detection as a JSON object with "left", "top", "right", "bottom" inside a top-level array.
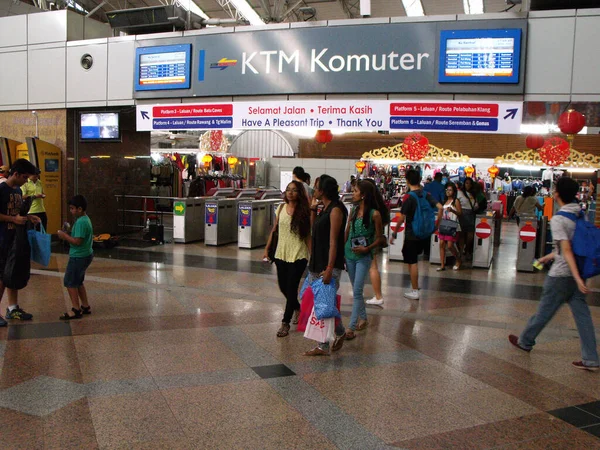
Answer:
[
  {"left": 516, "top": 215, "right": 538, "bottom": 272},
  {"left": 388, "top": 209, "right": 405, "bottom": 261}
]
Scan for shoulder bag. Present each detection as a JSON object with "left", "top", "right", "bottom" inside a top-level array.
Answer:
[{"left": 267, "top": 204, "right": 283, "bottom": 262}]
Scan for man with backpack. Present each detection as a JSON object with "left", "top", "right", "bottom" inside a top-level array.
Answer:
[
  {"left": 509, "top": 177, "right": 599, "bottom": 371},
  {"left": 390, "top": 169, "right": 442, "bottom": 300}
]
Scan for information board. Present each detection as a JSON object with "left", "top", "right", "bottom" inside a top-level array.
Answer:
[{"left": 135, "top": 44, "right": 192, "bottom": 91}]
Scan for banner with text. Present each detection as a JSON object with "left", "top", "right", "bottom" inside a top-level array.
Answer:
[{"left": 137, "top": 100, "right": 523, "bottom": 134}]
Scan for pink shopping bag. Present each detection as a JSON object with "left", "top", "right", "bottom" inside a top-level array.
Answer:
[{"left": 297, "top": 287, "right": 314, "bottom": 332}]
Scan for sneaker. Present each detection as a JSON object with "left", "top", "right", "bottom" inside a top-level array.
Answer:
[
  {"left": 572, "top": 361, "right": 600, "bottom": 372},
  {"left": 508, "top": 335, "right": 531, "bottom": 352},
  {"left": 403, "top": 290, "right": 420, "bottom": 300},
  {"left": 6, "top": 306, "right": 33, "bottom": 321},
  {"left": 291, "top": 310, "right": 300, "bottom": 325},
  {"left": 332, "top": 333, "right": 345, "bottom": 352},
  {"left": 0, "top": 315, "right": 6, "bottom": 327},
  {"left": 366, "top": 297, "right": 384, "bottom": 306}
]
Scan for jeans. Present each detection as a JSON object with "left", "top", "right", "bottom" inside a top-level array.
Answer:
[
  {"left": 519, "top": 276, "right": 599, "bottom": 366},
  {"left": 306, "top": 270, "right": 345, "bottom": 349},
  {"left": 346, "top": 255, "right": 372, "bottom": 331},
  {"left": 275, "top": 258, "right": 308, "bottom": 324}
]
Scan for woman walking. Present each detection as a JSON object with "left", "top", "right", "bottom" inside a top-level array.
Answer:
[
  {"left": 264, "top": 180, "right": 311, "bottom": 337},
  {"left": 509, "top": 186, "right": 543, "bottom": 226},
  {"left": 344, "top": 181, "right": 384, "bottom": 340},
  {"left": 457, "top": 177, "right": 477, "bottom": 260},
  {"left": 304, "top": 175, "right": 348, "bottom": 356},
  {"left": 437, "top": 183, "right": 462, "bottom": 271}
]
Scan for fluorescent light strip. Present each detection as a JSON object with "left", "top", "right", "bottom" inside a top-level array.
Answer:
[
  {"left": 230, "top": 0, "right": 265, "bottom": 25},
  {"left": 463, "top": 0, "right": 483, "bottom": 14},
  {"left": 177, "top": 0, "right": 210, "bottom": 20},
  {"left": 401, "top": 0, "right": 424, "bottom": 16}
]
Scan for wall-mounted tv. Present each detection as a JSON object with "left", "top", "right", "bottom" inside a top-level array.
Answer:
[
  {"left": 135, "top": 44, "right": 192, "bottom": 91},
  {"left": 80, "top": 112, "right": 121, "bottom": 142},
  {"left": 439, "top": 29, "right": 522, "bottom": 84}
]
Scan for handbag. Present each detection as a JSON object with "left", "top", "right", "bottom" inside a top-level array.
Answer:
[
  {"left": 28, "top": 224, "right": 51, "bottom": 267},
  {"left": 267, "top": 205, "right": 282, "bottom": 262},
  {"left": 438, "top": 219, "right": 459, "bottom": 237}
]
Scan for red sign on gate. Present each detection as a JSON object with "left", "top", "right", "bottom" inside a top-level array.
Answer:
[
  {"left": 476, "top": 222, "right": 492, "bottom": 239},
  {"left": 519, "top": 225, "right": 536, "bottom": 242}
]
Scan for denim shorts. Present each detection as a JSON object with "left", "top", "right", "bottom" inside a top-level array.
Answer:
[{"left": 64, "top": 255, "right": 93, "bottom": 288}]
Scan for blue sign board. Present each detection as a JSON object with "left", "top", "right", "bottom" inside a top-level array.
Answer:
[
  {"left": 390, "top": 117, "right": 499, "bottom": 132},
  {"left": 238, "top": 204, "right": 252, "bottom": 227}
]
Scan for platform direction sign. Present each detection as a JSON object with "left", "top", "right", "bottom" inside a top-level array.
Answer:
[{"left": 137, "top": 100, "right": 523, "bottom": 134}]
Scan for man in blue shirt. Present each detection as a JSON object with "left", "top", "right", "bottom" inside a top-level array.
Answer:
[{"left": 424, "top": 172, "right": 445, "bottom": 204}]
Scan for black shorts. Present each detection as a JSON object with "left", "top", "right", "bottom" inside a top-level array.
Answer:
[
  {"left": 402, "top": 239, "right": 428, "bottom": 265},
  {"left": 64, "top": 255, "right": 93, "bottom": 288},
  {"left": 0, "top": 233, "right": 15, "bottom": 275}
]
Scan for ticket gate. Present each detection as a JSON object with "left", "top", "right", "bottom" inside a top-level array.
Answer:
[
  {"left": 172, "top": 197, "right": 206, "bottom": 243},
  {"left": 472, "top": 213, "right": 495, "bottom": 269},
  {"left": 516, "top": 215, "right": 538, "bottom": 272},
  {"left": 388, "top": 209, "right": 405, "bottom": 261},
  {"left": 204, "top": 199, "right": 238, "bottom": 246},
  {"left": 238, "top": 199, "right": 280, "bottom": 249}
]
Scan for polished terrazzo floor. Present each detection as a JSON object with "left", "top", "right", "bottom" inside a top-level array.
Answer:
[{"left": 1, "top": 223, "right": 600, "bottom": 449}]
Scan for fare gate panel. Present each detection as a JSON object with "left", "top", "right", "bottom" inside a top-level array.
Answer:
[
  {"left": 516, "top": 215, "right": 538, "bottom": 272},
  {"left": 472, "top": 213, "right": 495, "bottom": 269}
]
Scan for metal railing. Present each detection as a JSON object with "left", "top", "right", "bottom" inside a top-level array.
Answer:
[{"left": 115, "top": 195, "right": 178, "bottom": 235}]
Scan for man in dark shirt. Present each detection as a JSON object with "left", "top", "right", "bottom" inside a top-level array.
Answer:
[
  {"left": 424, "top": 172, "right": 445, "bottom": 204},
  {"left": 390, "top": 169, "right": 442, "bottom": 301},
  {"left": 0, "top": 159, "right": 41, "bottom": 326}
]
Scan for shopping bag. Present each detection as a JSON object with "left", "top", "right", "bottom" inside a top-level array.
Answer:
[
  {"left": 28, "top": 225, "right": 51, "bottom": 267},
  {"left": 299, "top": 276, "right": 310, "bottom": 300},
  {"left": 297, "top": 286, "right": 314, "bottom": 333},
  {"left": 312, "top": 278, "right": 341, "bottom": 319},
  {"left": 303, "top": 307, "right": 335, "bottom": 343}
]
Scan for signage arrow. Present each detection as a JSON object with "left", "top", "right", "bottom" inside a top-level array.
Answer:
[
  {"left": 503, "top": 108, "right": 518, "bottom": 120},
  {"left": 174, "top": 204, "right": 184, "bottom": 213},
  {"left": 141, "top": 111, "right": 150, "bottom": 120}
]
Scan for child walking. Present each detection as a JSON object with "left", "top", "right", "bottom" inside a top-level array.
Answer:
[{"left": 57, "top": 195, "right": 94, "bottom": 320}]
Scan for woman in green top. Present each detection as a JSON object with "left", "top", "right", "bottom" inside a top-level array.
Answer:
[{"left": 344, "top": 181, "right": 384, "bottom": 340}]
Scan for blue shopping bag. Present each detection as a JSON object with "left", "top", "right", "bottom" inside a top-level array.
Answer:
[
  {"left": 311, "top": 278, "right": 341, "bottom": 320},
  {"left": 28, "top": 224, "right": 51, "bottom": 267}
]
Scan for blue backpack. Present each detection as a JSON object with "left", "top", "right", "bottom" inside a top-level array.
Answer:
[
  {"left": 409, "top": 191, "right": 436, "bottom": 240},
  {"left": 555, "top": 211, "right": 600, "bottom": 280}
]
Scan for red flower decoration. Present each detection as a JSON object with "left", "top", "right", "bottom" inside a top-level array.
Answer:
[
  {"left": 403, "top": 134, "right": 430, "bottom": 161},
  {"left": 539, "top": 137, "right": 570, "bottom": 167},
  {"left": 210, "top": 130, "right": 223, "bottom": 152}
]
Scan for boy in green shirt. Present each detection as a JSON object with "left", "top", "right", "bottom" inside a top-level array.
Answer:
[{"left": 57, "top": 195, "right": 93, "bottom": 320}]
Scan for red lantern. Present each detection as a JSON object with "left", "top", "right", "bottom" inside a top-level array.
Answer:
[
  {"left": 488, "top": 166, "right": 499, "bottom": 178},
  {"left": 539, "top": 137, "right": 570, "bottom": 167},
  {"left": 526, "top": 102, "right": 546, "bottom": 117},
  {"left": 403, "top": 133, "right": 430, "bottom": 161},
  {"left": 525, "top": 135, "right": 545, "bottom": 150},
  {"left": 558, "top": 109, "right": 586, "bottom": 136},
  {"left": 315, "top": 130, "right": 333, "bottom": 148}
]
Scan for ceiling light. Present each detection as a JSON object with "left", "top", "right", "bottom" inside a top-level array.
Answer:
[
  {"left": 177, "top": 0, "right": 210, "bottom": 20},
  {"left": 230, "top": 0, "right": 264, "bottom": 25},
  {"left": 401, "top": 0, "right": 424, "bottom": 16},
  {"left": 463, "top": 0, "right": 483, "bottom": 14}
]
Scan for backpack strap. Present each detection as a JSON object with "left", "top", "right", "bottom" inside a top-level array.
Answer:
[{"left": 555, "top": 211, "right": 578, "bottom": 222}]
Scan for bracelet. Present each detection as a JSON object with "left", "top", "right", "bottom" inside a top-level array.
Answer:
[{"left": 326, "top": 265, "right": 334, "bottom": 270}]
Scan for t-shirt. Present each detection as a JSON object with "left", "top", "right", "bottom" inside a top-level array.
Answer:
[
  {"left": 0, "top": 183, "right": 24, "bottom": 247},
  {"left": 70, "top": 215, "right": 94, "bottom": 258},
  {"left": 423, "top": 180, "right": 445, "bottom": 204},
  {"left": 549, "top": 203, "right": 580, "bottom": 277},
  {"left": 400, "top": 190, "right": 438, "bottom": 241},
  {"left": 457, "top": 190, "right": 475, "bottom": 211},
  {"left": 21, "top": 179, "right": 45, "bottom": 214},
  {"left": 514, "top": 196, "right": 539, "bottom": 216},
  {"left": 303, "top": 182, "right": 314, "bottom": 199}
]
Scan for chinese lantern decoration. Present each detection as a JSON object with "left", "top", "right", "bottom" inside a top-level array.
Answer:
[
  {"left": 464, "top": 166, "right": 475, "bottom": 177},
  {"left": 558, "top": 109, "right": 586, "bottom": 147},
  {"left": 526, "top": 102, "right": 546, "bottom": 117},
  {"left": 525, "top": 135, "right": 545, "bottom": 151},
  {"left": 488, "top": 166, "right": 499, "bottom": 178},
  {"left": 539, "top": 137, "right": 570, "bottom": 167},
  {"left": 315, "top": 130, "right": 333, "bottom": 149},
  {"left": 202, "top": 154, "right": 213, "bottom": 168},
  {"left": 402, "top": 133, "right": 430, "bottom": 161},
  {"left": 227, "top": 156, "right": 238, "bottom": 170},
  {"left": 210, "top": 130, "right": 223, "bottom": 152},
  {"left": 355, "top": 161, "right": 366, "bottom": 173}
]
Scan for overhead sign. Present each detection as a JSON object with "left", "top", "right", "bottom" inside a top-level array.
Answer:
[
  {"left": 137, "top": 100, "right": 522, "bottom": 134},
  {"left": 133, "top": 19, "right": 527, "bottom": 99}
]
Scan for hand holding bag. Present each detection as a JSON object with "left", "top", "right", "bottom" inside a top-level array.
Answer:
[{"left": 28, "top": 224, "right": 51, "bottom": 267}]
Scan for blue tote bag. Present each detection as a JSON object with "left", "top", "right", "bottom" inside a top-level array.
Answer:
[{"left": 28, "top": 224, "right": 51, "bottom": 267}]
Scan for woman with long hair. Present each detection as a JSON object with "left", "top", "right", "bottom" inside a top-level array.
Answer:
[
  {"left": 344, "top": 181, "right": 384, "bottom": 340},
  {"left": 363, "top": 179, "right": 390, "bottom": 307},
  {"left": 509, "top": 185, "right": 543, "bottom": 226},
  {"left": 457, "top": 177, "right": 477, "bottom": 260},
  {"left": 264, "top": 180, "right": 311, "bottom": 337},
  {"left": 304, "top": 175, "right": 348, "bottom": 356},
  {"left": 438, "top": 183, "right": 462, "bottom": 271}
]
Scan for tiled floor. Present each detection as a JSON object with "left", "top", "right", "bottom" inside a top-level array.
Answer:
[{"left": 1, "top": 222, "right": 599, "bottom": 449}]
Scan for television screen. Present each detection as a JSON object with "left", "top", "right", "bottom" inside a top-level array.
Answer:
[
  {"left": 135, "top": 44, "right": 192, "bottom": 91},
  {"left": 80, "top": 112, "right": 121, "bottom": 142},
  {"left": 439, "top": 29, "right": 522, "bottom": 84}
]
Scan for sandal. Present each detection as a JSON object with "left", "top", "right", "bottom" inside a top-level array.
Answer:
[
  {"left": 345, "top": 330, "right": 357, "bottom": 340},
  {"left": 356, "top": 320, "right": 368, "bottom": 331},
  {"left": 60, "top": 308, "right": 82, "bottom": 321},
  {"left": 436, "top": 267, "right": 446, "bottom": 272},
  {"left": 276, "top": 323, "right": 290, "bottom": 337},
  {"left": 81, "top": 306, "right": 92, "bottom": 315}
]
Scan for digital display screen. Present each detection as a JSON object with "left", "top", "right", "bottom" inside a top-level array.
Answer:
[
  {"left": 439, "top": 29, "right": 521, "bottom": 84},
  {"left": 80, "top": 113, "right": 120, "bottom": 142},
  {"left": 135, "top": 44, "right": 192, "bottom": 91}
]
